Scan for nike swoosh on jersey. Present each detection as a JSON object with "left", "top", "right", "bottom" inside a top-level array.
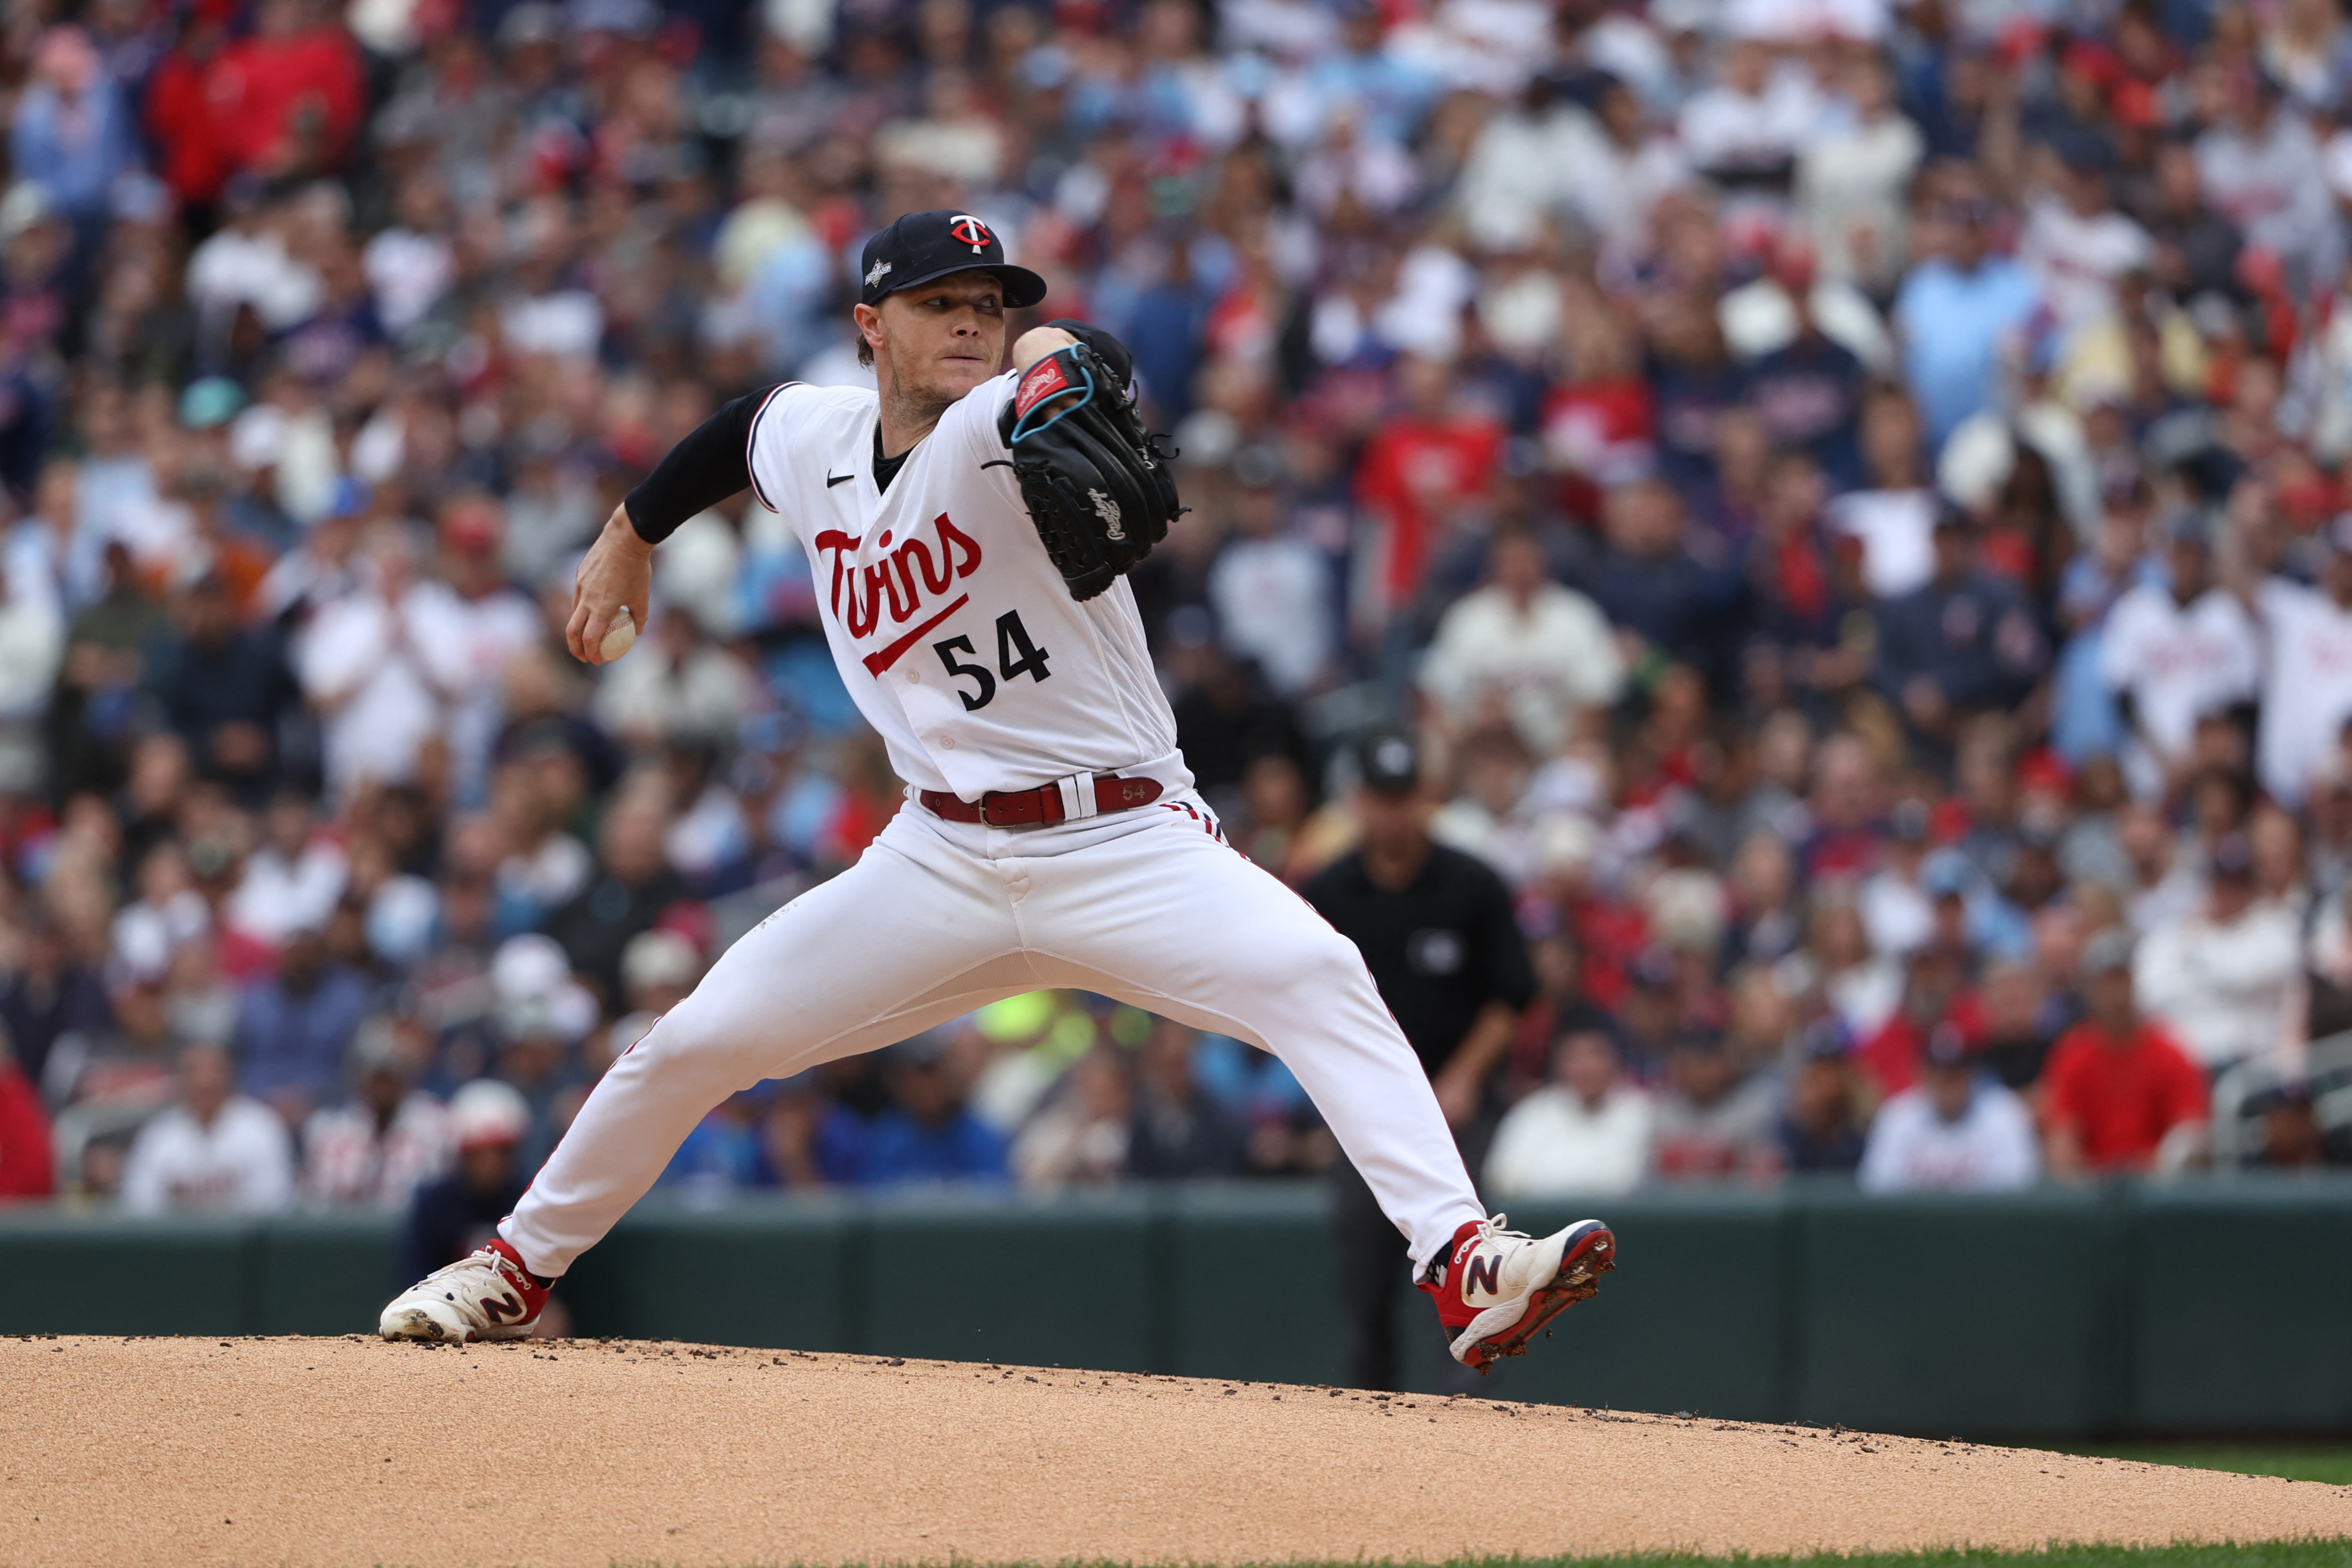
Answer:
[{"left": 827, "top": 473, "right": 854, "bottom": 487}]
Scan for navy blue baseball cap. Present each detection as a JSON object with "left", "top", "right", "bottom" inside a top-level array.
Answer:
[{"left": 858, "top": 209, "right": 1048, "bottom": 309}]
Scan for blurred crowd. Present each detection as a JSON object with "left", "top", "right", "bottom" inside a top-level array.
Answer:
[{"left": 8, "top": 0, "right": 2352, "bottom": 1268}]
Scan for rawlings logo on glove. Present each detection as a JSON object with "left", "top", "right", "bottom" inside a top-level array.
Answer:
[
  {"left": 992, "top": 332, "right": 1181, "bottom": 602},
  {"left": 1089, "top": 489, "right": 1125, "bottom": 540}
]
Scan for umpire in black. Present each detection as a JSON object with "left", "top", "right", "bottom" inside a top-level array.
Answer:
[{"left": 1303, "top": 726, "right": 1536, "bottom": 1390}]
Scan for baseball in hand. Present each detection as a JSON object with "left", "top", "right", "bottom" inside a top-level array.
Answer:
[{"left": 598, "top": 606, "right": 637, "bottom": 663}]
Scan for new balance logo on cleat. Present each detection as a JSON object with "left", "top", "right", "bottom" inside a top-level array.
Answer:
[{"left": 1464, "top": 1253, "right": 1501, "bottom": 1299}]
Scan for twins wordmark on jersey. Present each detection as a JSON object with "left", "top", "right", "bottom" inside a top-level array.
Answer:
[
  {"left": 746, "top": 374, "right": 1179, "bottom": 801},
  {"left": 812, "top": 508, "right": 989, "bottom": 676}
]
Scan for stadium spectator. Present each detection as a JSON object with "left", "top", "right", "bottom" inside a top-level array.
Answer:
[
  {"left": 2135, "top": 832, "right": 2301, "bottom": 1074},
  {"left": 1417, "top": 529, "right": 1625, "bottom": 757},
  {"left": 231, "top": 919, "right": 371, "bottom": 1125},
  {"left": 1012, "top": 1044, "right": 1132, "bottom": 1189},
  {"left": 1126, "top": 1020, "right": 1245, "bottom": 1180},
  {"left": 1353, "top": 355, "right": 1505, "bottom": 638},
  {"left": 0, "top": 914, "right": 109, "bottom": 1095},
  {"left": 121, "top": 1041, "right": 294, "bottom": 1214},
  {"left": 2241, "top": 1083, "right": 2352, "bottom": 1168},
  {"left": 830, "top": 1031, "right": 1006, "bottom": 1186},
  {"left": 1776, "top": 1023, "right": 1868, "bottom": 1175},
  {"left": 1858, "top": 1022, "right": 2041, "bottom": 1193},
  {"left": 2043, "top": 931, "right": 2210, "bottom": 1176},
  {"left": 1485, "top": 1028, "right": 1653, "bottom": 1199},
  {"left": 301, "top": 1015, "right": 451, "bottom": 1209},
  {"left": 296, "top": 526, "right": 451, "bottom": 801},
  {"left": 544, "top": 788, "right": 688, "bottom": 1005},
  {"left": 1206, "top": 451, "right": 1336, "bottom": 702},
  {"left": 399, "top": 1077, "right": 531, "bottom": 1284},
  {"left": 0, "top": 1029, "right": 52, "bottom": 1199},
  {"left": 1588, "top": 476, "right": 1743, "bottom": 693},
  {"left": 2099, "top": 509, "right": 2260, "bottom": 802},
  {"left": 1649, "top": 1033, "right": 1781, "bottom": 1182},
  {"left": 1892, "top": 192, "right": 2042, "bottom": 451},
  {"left": 2249, "top": 517, "right": 2352, "bottom": 807},
  {"left": 1872, "top": 509, "right": 2047, "bottom": 748}
]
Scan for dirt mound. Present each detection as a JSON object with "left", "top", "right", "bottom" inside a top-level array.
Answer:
[{"left": 4, "top": 1335, "right": 2347, "bottom": 1567}]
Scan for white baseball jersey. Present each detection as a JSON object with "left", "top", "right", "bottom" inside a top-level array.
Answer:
[
  {"left": 745, "top": 374, "right": 1183, "bottom": 802},
  {"left": 2098, "top": 582, "right": 2260, "bottom": 798},
  {"left": 2256, "top": 577, "right": 2352, "bottom": 805}
]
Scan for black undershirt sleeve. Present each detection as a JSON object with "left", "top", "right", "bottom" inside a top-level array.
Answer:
[{"left": 621, "top": 386, "right": 774, "bottom": 545}]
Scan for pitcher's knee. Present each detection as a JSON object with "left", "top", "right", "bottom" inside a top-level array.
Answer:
[
  {"left": 1249, "top": 925, "right": 1370, "bottom": 997},
  {"left": 617, "top": 997, "right": 769, "bottom": 1093}
]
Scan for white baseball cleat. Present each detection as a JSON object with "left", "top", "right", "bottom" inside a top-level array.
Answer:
[
  {"left": 378, "top": 1239, "right": 550, "bottom": 1342},
  {"left": 1420, "top": 1214, "right": 1616, "bottom": 1372}
]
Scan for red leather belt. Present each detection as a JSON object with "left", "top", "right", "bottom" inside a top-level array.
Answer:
[{"left": 920, "top": 773, "right": 1164, "bottom": 828}]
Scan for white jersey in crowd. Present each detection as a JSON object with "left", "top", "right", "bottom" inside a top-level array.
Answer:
[
  {"left": 2134, "top": 900, "right": 2302, "bottom": 1070},
  {"left": 1418, "top": 581, "right": 1627, "bottom": 757},
  {"left": 302, "top": 1092, "right": 452, "bottom": 1209},
  {"left": 121, "top": 1095, "right": 295, "bottom": 1215},
  {"left": 1484, "top": 1083, "right": 1654, "bottom": 1199},
  {"left": 747, "top": 375, "right": 1184, "bottom": 800},
  {"left": 2255, "top": 577, "right": 2352, "bottom": 805},
  {"left": 2098, "top": 581, "right": 2260, "bottom": 799},
  {"left": 1856, "top": 1078, "right": 2039, "bottom": 1193}
]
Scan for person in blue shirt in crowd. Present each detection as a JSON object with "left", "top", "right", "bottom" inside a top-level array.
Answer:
[
  {"left": 233, "top": 920, "right": 373, "bottom": 1128},
  {"left": 1893, "top": 193, "right": 2044, "bottom": 451},
  {"left": 822, "top": 1031, "right": 1006, "bottom": 1186}
]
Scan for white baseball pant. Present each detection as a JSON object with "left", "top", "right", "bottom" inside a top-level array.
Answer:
[{"left": 500, "top": 792, "right": 1485, "bottom": 1278}]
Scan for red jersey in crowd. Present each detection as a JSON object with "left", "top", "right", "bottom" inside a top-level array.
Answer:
[
  {"left": 1540, "top": 375, "right": 1654, "bottom": 523},
  {"left": 2040, "top": 1018, "right": 2209, "bottom": 1170},
  {"left": 1855, "top": 991, "right": 1988, "bottom": 1099},
  {"left": 146, "top": 13, "right": 366, "bottom": 203},
  {"left": 1353, "top": 409, "right": 1504, "bottom": 614},
  {"left": 0, "top": 1062, "right": 52, "bottom": 1199}
]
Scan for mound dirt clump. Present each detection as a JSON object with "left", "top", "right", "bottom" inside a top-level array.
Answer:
[{"left": 4, "top": 1335, "right": 2347, "bottom": 1567}]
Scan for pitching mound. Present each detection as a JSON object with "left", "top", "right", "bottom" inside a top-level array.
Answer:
[{"left": 5, "top": 1336, "right": 2348, "bottom": 1567}]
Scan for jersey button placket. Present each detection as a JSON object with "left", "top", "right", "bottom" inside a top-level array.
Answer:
[{"left": 939, "top": 736, "right": 954, "bottom": 748}]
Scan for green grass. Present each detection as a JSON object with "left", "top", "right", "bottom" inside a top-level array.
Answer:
[
  {"left": 2050, "top": 1446, "right": 2352, "bottom": 1486},
  {"left": 1441, "top": 1552, "right": 2352, "bottom": 1568}
]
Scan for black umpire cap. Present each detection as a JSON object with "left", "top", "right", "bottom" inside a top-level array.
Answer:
[
  {"left": 858, "top": 210, "right": 1048, "bottom": 309},
  {"left": 1357, "top": 725, "right": 1422, "bottom": 797}
]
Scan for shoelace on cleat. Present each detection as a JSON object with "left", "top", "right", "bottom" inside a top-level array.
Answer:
[{"left": 421, "top": 1247, "right": 516, "bottom": 1300}]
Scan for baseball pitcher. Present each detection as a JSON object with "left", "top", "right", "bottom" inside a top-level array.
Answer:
[{"left": 377, "top": 209, "right": 1615, "bottom": 1374}]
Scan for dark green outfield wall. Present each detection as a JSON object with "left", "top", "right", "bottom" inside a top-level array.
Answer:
[{"left": 5, "top": 1177, "right": 2348, "bottom": 1438}]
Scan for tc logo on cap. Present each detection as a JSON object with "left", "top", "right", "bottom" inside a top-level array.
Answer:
[{"left": 949, "top": 214, "right": 992, "bottom": 253}]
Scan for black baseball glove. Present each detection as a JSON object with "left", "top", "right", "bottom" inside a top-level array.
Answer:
[{"left": 993, "top": 325, "right": 1182, "bottom": 602}]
